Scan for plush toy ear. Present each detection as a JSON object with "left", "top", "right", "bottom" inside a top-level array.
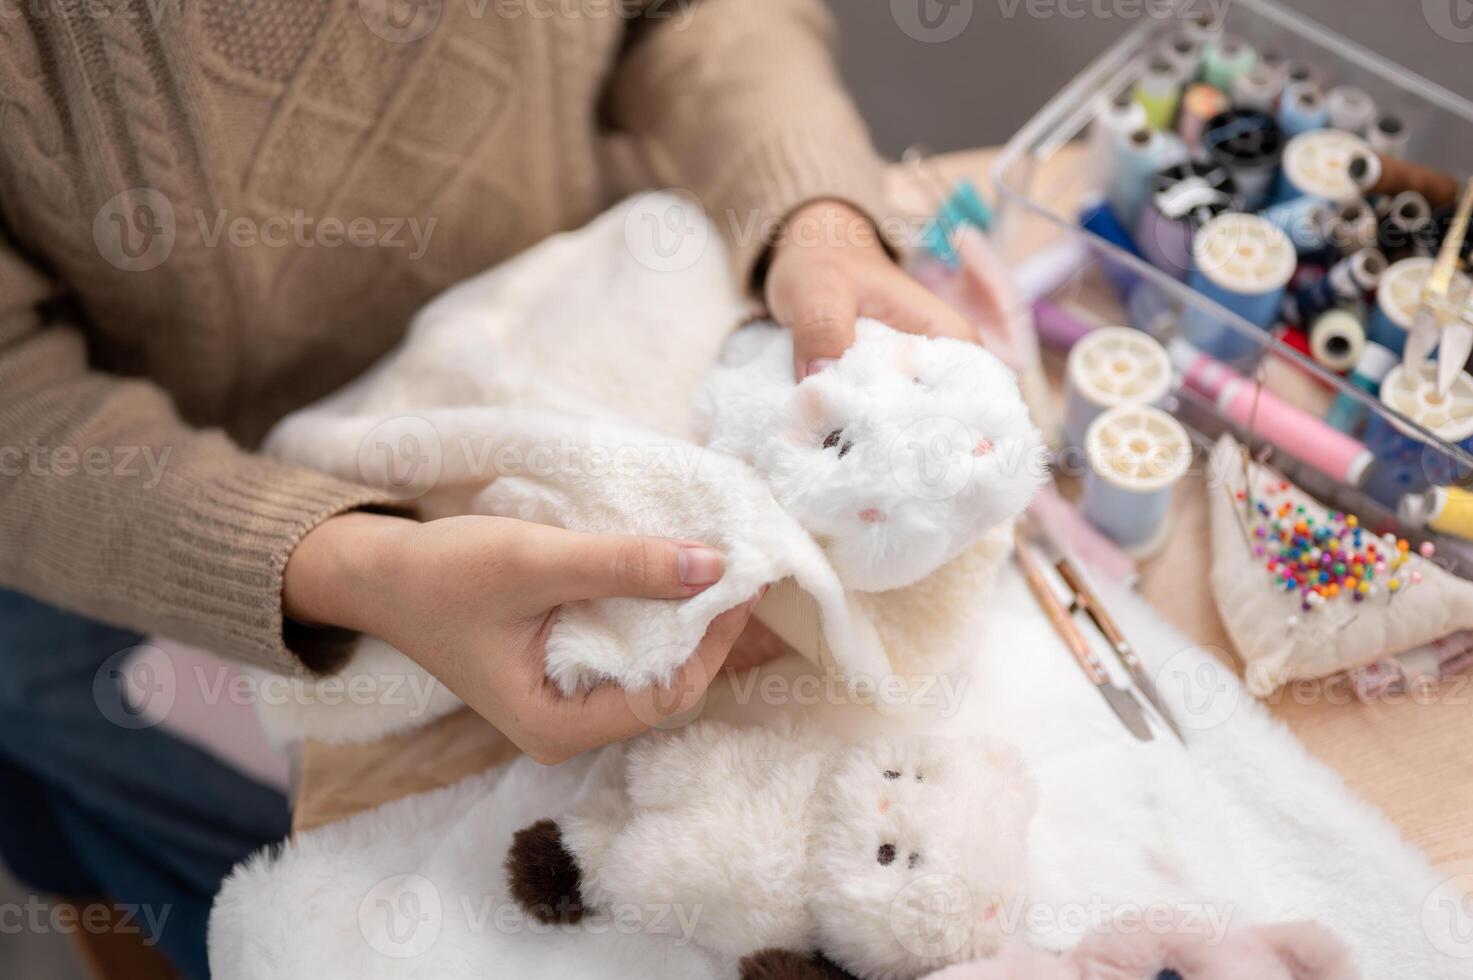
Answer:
[
  {"left": 504, "top": 819, "right": 587, "bottom": 924},
  {"left": 737, "top": 949, "right": 862, "bottom": 980},
  {"left": 1251, "top": 922, "right": 1360, "bottom": 980}
]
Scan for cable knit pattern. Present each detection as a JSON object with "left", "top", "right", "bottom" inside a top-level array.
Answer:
[{"left": 0, "top": 0, "right": 890, "bottom": 673}]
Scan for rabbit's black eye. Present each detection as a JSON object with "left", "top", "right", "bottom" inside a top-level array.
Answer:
[
  {"left": 877, "top": 844, "right": 896, "bottom": 866},
  {"left": 882, "top": 770, "right": 901, "bottom": 780},
  {"left": 907, "top": 852, "right": 921, "bottom": 869},
  {"left": 823, "top": 429, "right": 843, "bottom": 449},
  {"left": 838, "top": 440, "right": 853, "bottom": 458},
  {"left": 914, "top": 772, "right": 924, "bottom": 782}
]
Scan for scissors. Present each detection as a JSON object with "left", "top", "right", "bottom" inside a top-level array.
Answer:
[{"left": 1404, "top": 178, "right": 1473, "bottom": 397}]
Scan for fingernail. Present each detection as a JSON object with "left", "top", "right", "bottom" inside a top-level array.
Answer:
[
  {"left": 804, "top": 358, "right": 838, "bottom": 379},
  {"left": 678, "top": 546, "right": 724, "bottom": 588}
]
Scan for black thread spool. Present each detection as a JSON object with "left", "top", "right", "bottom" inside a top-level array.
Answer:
[
  {"left": 1378, "top": 191, "right": 1437, "bottom": 262},
  {"left": 1201, "top": 108, "right": 1284, "bottom": 210},
  {"left": 1135, "top": 161, "right": 1239, "bottom": 281}
]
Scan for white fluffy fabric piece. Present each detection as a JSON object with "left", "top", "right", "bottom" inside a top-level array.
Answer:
[
  {"left": 210, "top": 566, "right": 1463, "bottom": 980},
  {"left": 696, "top": 319, "right": 1046, "bottom": 592},
  {"left": 1207, "top": 434, "right": 1473, "bottom": 696}
]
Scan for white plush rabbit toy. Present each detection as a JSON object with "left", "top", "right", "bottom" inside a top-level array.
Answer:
[
  {"left": 505, "top": 720, "right": 1037, "bottom": 980},
  {"left": 695, "top": 319, "right": 1046, "bottom": 592}
]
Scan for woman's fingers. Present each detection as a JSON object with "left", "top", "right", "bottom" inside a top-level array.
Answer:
[
  {"left": 515, "top": 524, "right": 726, "bottom": 605},
  {"left": 526, "top": 598, "right": 758, "bottom": 763},
  {"left": 774, "top": 261, "right": 860, "bottom": 380},
  {"left": 858, "top": 265, "right": 979, "bottom": 344}
]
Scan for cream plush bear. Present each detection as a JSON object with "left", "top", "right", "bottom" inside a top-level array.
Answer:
[
  {"left": 505, "top": 720, "right": 1037, "bottom": 980},
  {"left": 695, "top": 319, "right": 1046, "bottom": 593}
]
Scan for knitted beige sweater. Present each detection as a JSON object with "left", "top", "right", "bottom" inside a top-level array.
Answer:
[{"left": 0, "top": 0, "right": 889, "bottom": 673}]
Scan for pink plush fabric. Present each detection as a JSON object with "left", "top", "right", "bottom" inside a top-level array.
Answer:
[{"left": 926, "top": 922, "right": 1359, "bottom": 980}]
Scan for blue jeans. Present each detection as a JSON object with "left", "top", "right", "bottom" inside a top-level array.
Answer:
[{"left": 0, "top": 590, "right": 291, "bottom": 979}]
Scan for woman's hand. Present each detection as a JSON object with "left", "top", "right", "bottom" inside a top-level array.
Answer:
[
  {"left": 283, "top": 512, "right": 762, "bottom": 764},
  {"left": 765, "top": 200, "right": 978, "bottom": 380}
]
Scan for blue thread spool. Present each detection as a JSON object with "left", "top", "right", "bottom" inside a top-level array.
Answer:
[
  {"left": 1064, "top": 327, "right": 1173, "bottom": 448},
  {"left": 1202, "top": 109, "right": 1283, "bottom": 210},
  {"left": 1134, "top": 160, "right": 1237, "bottom": 281},
  {"left": 1368, "top": 258, "right": 1473, "bottom": 355},
  {"left": 1183, "top": 213, "right": 1297, "bottom": 364},
  {"left": 1326, "top": 342, "right": 1397, "bottom": 435},
  {"left": 1108, "top": 127, "right": 1184, "bottom": 231},
  {"left": 1082, "top": 405, "right": 1192, "bottom": 556},
  {"left": 1274, "top": 129, "right": 1370, "bottom": 205},
  {"left": 1277, "top": 82, "right": 1329, "bottom": 138},
  {"left": 1362, "top": 365, "right": 1473, "bottom": 508},
  {"left": 1260, "top": 196, "right": 1336, "bottom": 260},
  {"left": 1080, "top": 199, "right": 1145, "bottom": 303},
  {"left": 1285, "top": 248, "right": 1386, "bottom": 325}
]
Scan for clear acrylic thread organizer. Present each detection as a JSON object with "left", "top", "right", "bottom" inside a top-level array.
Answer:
[{"left": 988, "top": 0, "right": 1473, "bottom": 578}]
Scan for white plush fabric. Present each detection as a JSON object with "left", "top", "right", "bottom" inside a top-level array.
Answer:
[
  {"left": 257, "top": 193, "right": 1023, "bottom": 737},
  {"left": 696, "top": 319, "right": 1046, "bottom": 592},
  {"left": 1206, "top": 435, "right": 1473, "bottom": 696},
  {"left": 558, "top": 720, "right": 1036, "bottom": 978},
  {"left": 210, "top": 568, "right": 1463, "bottom": 980}
]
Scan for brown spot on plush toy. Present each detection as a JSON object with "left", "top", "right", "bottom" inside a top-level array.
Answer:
[
  {"left": 738, "top": 949, "right": 861, "bottom": 980},
  {"left": 504, "top": 819, "right": 585, "bottom": 924}
]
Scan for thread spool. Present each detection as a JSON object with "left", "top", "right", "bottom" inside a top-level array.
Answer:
[
  {"left": 1090, "top": 90, "right": 1150, "bottom": 184},
  {"left": 1378, "top": 191, "right": 1437, "bottom": 261},
  {"left": 1368, "top": 257, "right": 1473, "bottom": 355},
  {"left": 1309, "top": 308, "right": 1366, "bottom": 372},
  {"left": 1202, "top": 34, "right": 1256, "bottom": 94},
  {"left": 1135, "top": 56, "right": 1184, "bottom": 131},
  {"left": 1171, "top": 342, "right": 1376, "bottom": 485},
  {"left": 1361, "top": 155, "right": 1462, "bottom": 210},
  {"left": 1202, "top": 109, "right": 1284, "bottom": 209},
  {"left": 1276, "top": 129, "right": 1371, "bottom": 204},
  {"left": 1231, "top": 62, "right": 1283, "bottom": 113},
  {"left": 1322, "top": 199, "right": 1380, "bottom": 256},
  {"left": 1080, "top": 199, "right": 1145, "bottom": 302},
  {"left": 1277, "top": 82, "right": 1329, "bottom": 138},
  {"left": 1183, "top": 212, "right": 1296, "bottom": 362},
  {"left": 1400, "top": 486, "right": 1473, "bottom": 542},
  {"left": 1159, "top": 30, "right": 1204, "bottom": 81},
  {"left": 1283, "top": 61, "right": 1318, "bottom": 92},
  {"left": 1033, "top": 299, "right": 1099, "bottom": 352},
  {"left": 1260, "top": 196, "right": 1336, "bottom": 258},
  {"left": 1064, "top": 327, "right": 1173, "bottom": 447},
  {"left": 1107, "top": 127, "right": 1181, "bottom": 231},
  {"left": 1135, "top": 160, "right": 1238, "bottom": 280},
  {"left": 1082, "top": 404, "right": 1192, "bottom": 556},
  {"left": 1176, "top": 83, "right": 1229, "bottom": 150},
  {"left": 1285, "top": 248, "right": 1387, "bottom": 325},
  {"left": 1363, "top": 364, "right": 1473, "bottom": 506},
  {"left": 1326, "top": 86, "right": 1378, "bottom": 135},
  {"left": 1368, "top": 113, "right": 1412, "bottom": 157},
  {"left": 1326, "top": 342, "right": 1398, "bottom": 435}
]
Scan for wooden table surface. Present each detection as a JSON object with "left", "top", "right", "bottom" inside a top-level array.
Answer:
[{"left": 292, "top": 146, "right": 1473, "bottom": 879}]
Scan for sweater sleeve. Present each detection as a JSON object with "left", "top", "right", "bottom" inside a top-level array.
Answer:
[
  {"left": 607, "top": 0, "right": 896, "bottom": 285},
  {"left": 0, "top": 236, "right": 393, "bottom": 675}
]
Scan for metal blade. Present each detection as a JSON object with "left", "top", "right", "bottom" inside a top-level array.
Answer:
[
  {"left": 1115, "top": 650, "right": 1185, "bottom": 742},
  {"left": 1098, "top": 682, "right": 1154, "bottom": 742},
  {"left": 1403, "top": 308, "right": 1439, "bottom": 371},
  {"left": 1437, "top": 322, "right": 1473, "bottom": 397}
]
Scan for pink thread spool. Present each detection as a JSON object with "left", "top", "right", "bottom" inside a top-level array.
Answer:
[{"left": 1171, "top": 341, "right": 1374, "bottom": 486}]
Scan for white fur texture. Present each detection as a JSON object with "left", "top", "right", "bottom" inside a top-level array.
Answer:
[
  {"left": 696, "top": 320, "right": 1046, "bottom": 592},
  {"left": 559, "top": 721, "right": 1035, "bottom": 979},
  {"left": 210, "top": 566, "right": 1462, "bottom": 980}
]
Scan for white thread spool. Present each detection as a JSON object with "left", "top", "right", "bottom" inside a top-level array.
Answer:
[
  {"left": 1279, "top": 129, "right": 1373, "bottom": 203},
  {"left": 1369, "top": 112, "right": 1412, "bottom": 157},
  {"left": 1309, "top": 308, "right": 1367, "bottom": 373},
  {"left": 1089, "top": 90, "right": 1149, "bottom": 186},
  {"left": 1327, "top": 85, "right": 1377, "bottom": 135},
  {"left": 1232, "top": 62, "right": 1282, "bottom": 113},
  {"left": 1083, "top": 405, "right": 1193, "bottom": 557},
  {"left": 1064, "top": 327, "right": 1173, "bottom": 447}
]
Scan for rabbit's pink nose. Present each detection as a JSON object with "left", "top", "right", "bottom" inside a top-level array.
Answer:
[
  {"left": 973, "top": 439, "right": 994, "bottom": 456},
  {"left": 859, "top": 508, "right": 886, "bottom": 524},
  {"left": 878, "top": 799, "right": 890, "bottom": 814}
]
